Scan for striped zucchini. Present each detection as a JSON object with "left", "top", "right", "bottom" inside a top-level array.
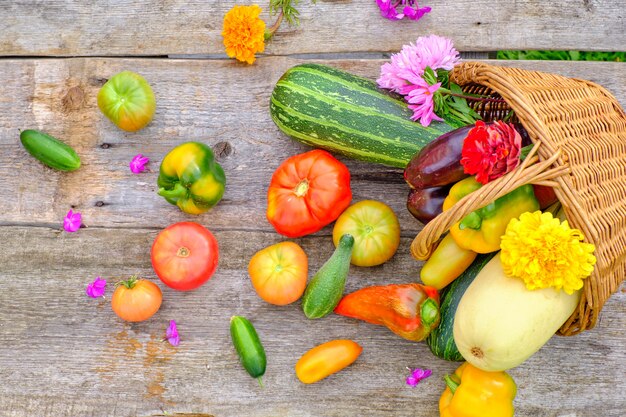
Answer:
[
  {"left": 426, "top": 252, "right": 496, "bottom": 361},
  {"left": 270, "top": 64, "right": 455, "bottom": 168}
]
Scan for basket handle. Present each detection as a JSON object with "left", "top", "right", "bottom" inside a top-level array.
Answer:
[{"left": 410, "top": 141, "right": 570, "bottom": 260}]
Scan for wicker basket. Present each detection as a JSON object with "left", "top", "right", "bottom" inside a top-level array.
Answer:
[{"left": 411, "top": 62, "right": 626, "bottom": 336}]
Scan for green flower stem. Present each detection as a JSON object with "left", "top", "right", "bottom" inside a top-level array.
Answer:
[
  {"left": 438, "top": 87, "right": 507, "bottom": 104},
  {"left": 264, "top": 9, "right": 284, "bottom": 40}
]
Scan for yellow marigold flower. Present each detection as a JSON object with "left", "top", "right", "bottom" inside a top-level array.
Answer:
[
  {"left": 222, "top": 5, "right": 266, "bottom": 65},
  {"left": 500, "top": 211, "right": 596, "bottom": 294}
]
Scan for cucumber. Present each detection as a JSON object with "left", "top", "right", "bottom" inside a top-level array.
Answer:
[
  {"left": 426, "top": 253, "right": 496, "bottom": 361},
  {"left": 270, "top": 64, "right": 455, "bottom": 168},
  {"left": 230, "top": 316, "right": 267, "bottom": 386},
  {"left": 20, "top": 129, "right": 81, "bottom": 171},
  {"left": 302, "top": 234, "right": 354, "bottom": 319}
]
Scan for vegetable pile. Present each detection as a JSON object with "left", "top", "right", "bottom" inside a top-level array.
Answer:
[{"left": 18, "top": 33, "right": 604, "bottom": 416}]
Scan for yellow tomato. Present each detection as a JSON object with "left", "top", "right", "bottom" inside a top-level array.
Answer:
[
  {"left": 332, "top": 200, "right": 400, "bottom": 267},
  {"left": 295, "top": 339, "right": 362, "bottom": 384},
  {"left": 248, "top": 242, "right": 308, "bottom": 306}
]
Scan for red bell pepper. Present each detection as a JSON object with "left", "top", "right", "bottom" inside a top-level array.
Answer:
[{"left": 334, "top": 283, "right": 440, "bottom": 342}]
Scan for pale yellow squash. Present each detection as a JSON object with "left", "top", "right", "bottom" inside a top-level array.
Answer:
[{"left": 453, "top": 253, "right": 580, "bottom": 372}]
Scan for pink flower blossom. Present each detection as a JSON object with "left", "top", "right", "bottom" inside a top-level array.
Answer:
[
  {"left": 376, "top": 0, "right": 431, "bottom": 22},
  {"left": 377, "top": 35, "right": 459, "bottom": 94},
  {"left": 63, "top": 209, "right": 82, "bottom": 232},
  {"left": 166, "top": 320, "right": 180, "bottom": 346},
  {"left": 406, "top": 79, "right": 442, "bottom": 126},
  {"left": 86, "top": 276, "right": 107, "bottom": 298},
  {"left": 130, "top": 154, "right": 149, "bottom": 174},
  {"left": 413, "top": 34, "right": 460, "bottom": 73},
  {"left": 406, "top": 367, "right": 432, "bottom": 386}
]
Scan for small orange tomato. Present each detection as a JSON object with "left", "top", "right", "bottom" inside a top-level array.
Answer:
[
  {"left": 248, "top": 242, "right": 308, "bottom": 306},
  {"left": 111, "top": 277, "right": 162, "bottom": 322},
  {"left": 295, "top": 339, "right": 362, "bottom": 384}
]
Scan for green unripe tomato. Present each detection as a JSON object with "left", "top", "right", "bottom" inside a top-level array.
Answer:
[{"left": 97, "top": 71, "right": 156, "bottom": 132}]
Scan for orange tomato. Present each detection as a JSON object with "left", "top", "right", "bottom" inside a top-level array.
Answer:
[
  {"left": 248, "top": 242, "right": 308, "bottom": 305},
  {"left": 111, "top": 277, "right": 162, "bottom": 322},
  {"left": 295, "top": 339, "right": 362, "bottom": 384}
]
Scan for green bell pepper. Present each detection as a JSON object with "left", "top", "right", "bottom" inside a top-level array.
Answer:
[{"left": 157, "top": 142, "right": 226, "bottom": 214}]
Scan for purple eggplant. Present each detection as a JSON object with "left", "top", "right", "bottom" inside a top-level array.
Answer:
[
  {"left": 403, "top": 123, "right": 531, "bottom": 189},
  {"left": 407, "top": 185, "right": 452, "bottom": 225}
]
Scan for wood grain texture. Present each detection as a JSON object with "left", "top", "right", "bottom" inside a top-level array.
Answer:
[
  {"left": 0, "top": 58, "right": 624, "bottom": 231},
  {"left": 0, "top": 57, "right": 625, "bottom": 416},
  {"left": 0, "top": 1, "right": 624, "bottom": 57},
  {"left": 0, "top": 226, "right": 624, "bottom": 417}
]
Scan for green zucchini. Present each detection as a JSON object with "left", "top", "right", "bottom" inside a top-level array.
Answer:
[
  {"left": 270, "top": 64, "right": 455, "bottom": 168},
  {"left": 20, "top": 129, "right": 81, "bottom": 171},
  {"left": 230, "top": 316, "right": 267, "bottom": 386},
  {"left": 302, "top": 234, "right": 354, "bottom": 319},
  {"left": 426, "top": 252, "right": 496, "bottom": 361}
]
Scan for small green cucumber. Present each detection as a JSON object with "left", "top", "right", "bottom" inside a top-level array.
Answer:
[
  {"left": 302, "top": 234, "right": 354, "bottom": 319},
  {"left": 20, "top": 129, "right": 81, "bottom": 171},
  {"left": 230, "top": 316, "right": 267, "bottom": 386}
]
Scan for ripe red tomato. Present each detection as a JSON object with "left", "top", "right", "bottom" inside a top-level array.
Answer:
[
  {"left": 111, "top": 277, "right": 162, "bottom": 322},
  {"left": 267, "top": 150, "right": 352, "bottom": 238},
  {"left": 151, "top": 222, "right": 219, "bottom": 291}
]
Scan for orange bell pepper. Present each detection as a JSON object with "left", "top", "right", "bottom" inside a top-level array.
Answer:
[{"left": 334, "top": 283, "right": 440, "bottom": 341}]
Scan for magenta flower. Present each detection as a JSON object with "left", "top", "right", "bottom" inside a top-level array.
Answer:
[
  {"left": 376, "top": 0, "right": 431, "bottom": 22},
  {"left": 406, "top": 367, "right": 432, "bottom": 386},
  {"left": 86, "top": 276, "right": 107, "bottom": 298},
  {"left": 406, "top": 79, "right": 442, "bottom": 126},
  {"left": 378, "top": 35, "right": 460, "bottom": 94},
  {"left": 166, "top": 320, "right": 180, "bottom": 346},
  {"left": 130, "top": 154, "right": 149, "bottom": 174},
  {"left": 63, "top": 209, "right": 82, "bottom": 232}
]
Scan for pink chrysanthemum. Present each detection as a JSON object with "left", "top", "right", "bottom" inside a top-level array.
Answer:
[
  {"left": 406, "top": 78, "right": 442, "bottom": 127},
  {"left": 377, "top": 35, "right": 460, "bottom": 94}
]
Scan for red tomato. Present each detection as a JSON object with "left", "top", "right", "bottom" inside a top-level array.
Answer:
[
  {"left": 151, "top": 222, "right": 219, "bottom": 291},
  {"left": 267, "top": 150, "right": 352, "bottom": 238},
  {"left": 111, "top": 277, "right": 162, "bottom": 322},
  {"left": 248, "top": 241, "right": 308, "bottom": 305}
]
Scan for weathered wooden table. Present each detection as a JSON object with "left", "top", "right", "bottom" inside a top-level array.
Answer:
[{"left": 1, "top": 1, "right": 624, "bottom": 416}]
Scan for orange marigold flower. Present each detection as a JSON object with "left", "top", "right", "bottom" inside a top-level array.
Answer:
[{"left": 222, "top": 5, "right": 266, "bottom": 65}]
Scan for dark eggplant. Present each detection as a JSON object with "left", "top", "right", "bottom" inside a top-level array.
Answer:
[
  {"left": 407, "top": 185, "right": 452, "bottom": 224},
  {"left": 403, "top": 123, "right": 531, "bottom": 189}
]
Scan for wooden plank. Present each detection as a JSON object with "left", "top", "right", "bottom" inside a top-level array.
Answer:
[
  {"left": 0, "top": 1, "right": 624, "bottom": 56},
  {"left": 0, "top": 58, "right": 624, "bottom": 232},
  {"left": 0, "top": 226, "right": 624, "bottom": 416}
]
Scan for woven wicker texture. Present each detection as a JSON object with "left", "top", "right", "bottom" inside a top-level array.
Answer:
[{"left": 410, "top": 62, "right": 626, "bottom": 335}]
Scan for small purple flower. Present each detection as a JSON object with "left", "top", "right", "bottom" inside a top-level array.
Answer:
[
  {"left": 403, "top": 4, "right": 431, "bottom": 21},
  {"left": 130, "top": 154, "right": 149, "bottom": 174},
  {"left": 406, "top": 367, "right": 432, "bottom": 386},
  {"left": 376, "top": 0, "right": 431, "bottom": 22},
  {"left": 86, "top": 276, "right": 107, "bottom": 298},
  {"left": 166, "top": 320, "right": 180, "bottom": 346},
  {"left": 63, "top": 209, "right": 82, "bottom": 232}
]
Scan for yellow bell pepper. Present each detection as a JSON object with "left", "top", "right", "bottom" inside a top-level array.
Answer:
[
  {"left": 444, "top": 177, "right": 539, "bottom": 253},
  {"left": 420, "top": 233, "right": 477, "bottom": 290},
  {"left": 439, "top": 362, "right": 516, "bottom": 417}
]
